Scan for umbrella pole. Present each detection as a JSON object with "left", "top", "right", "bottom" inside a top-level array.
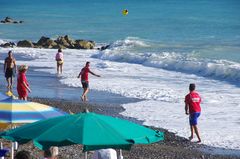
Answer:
[
  {"left": 0, "top": 142, "right": 4, "bottom": 159},
  {"left": 10, "top": 125, "right": 18, "bottom": 159},
  {"left": 10, "top": 142, "right": 14, "bottom": 159},
  {"left": 84, "top": 152, "right": 87, "bottom": 159},
  {"left": 119, "top": 149, "right": 123, "bottom": 159}
]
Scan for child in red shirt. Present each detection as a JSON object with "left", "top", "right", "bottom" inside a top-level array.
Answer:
[
  {"left": 17, "top": 65, "right": 31, "bottom": 100},
  {"left": 185, "top": 83, "right": 202, "bottom": 143}
]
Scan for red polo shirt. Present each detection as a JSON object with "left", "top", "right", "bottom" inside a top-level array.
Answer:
[
  {"left": 81, "top": 67, "right": 90, "bottom": 82},
  {"left": 185, "top": 91, "right": 201, "bottom": 114}
]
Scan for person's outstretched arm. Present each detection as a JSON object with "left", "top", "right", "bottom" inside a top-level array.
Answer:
[{"left": 89, "top": 70, "right": 100, "bottom": 77}]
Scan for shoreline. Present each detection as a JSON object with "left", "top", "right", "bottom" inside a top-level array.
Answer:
[
  {"left": 0, "top": 50, "right": 239, "bottom": 158},
  {"left": 1, "top": 97, "right": 236, "bottom": 159}
]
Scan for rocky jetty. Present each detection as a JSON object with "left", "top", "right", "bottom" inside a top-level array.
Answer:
[
  {"left": 0, "top": 35, "right": 95, "bottom": 50},
  {"left": 0, "top": 17, "right": 23, "bottom": 24}
]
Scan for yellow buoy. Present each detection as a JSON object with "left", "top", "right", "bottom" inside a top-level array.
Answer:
[{"left": 122, "top": 9, "right": 128, "bottom": 15}]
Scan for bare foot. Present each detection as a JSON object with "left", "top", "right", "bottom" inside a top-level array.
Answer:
[
  {"left": 189, "top": 136, "right": 193, "bottom": 141},
  {"left": 69, "top": 110, "right": 74, "bottom": 114},
  {"left": 81, "top": 96, "right": 84, "bottom": 101}
]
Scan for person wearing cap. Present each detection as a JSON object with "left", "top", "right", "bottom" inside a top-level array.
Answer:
[
  {"left": 17, "top": 65, "right": 31, "bottom": 100},
  {"left": 185, "top": 83, "right": 202, "bottom": 143},
  {"left": 4, "top": 51, "right": 17, "bottom": 92}
]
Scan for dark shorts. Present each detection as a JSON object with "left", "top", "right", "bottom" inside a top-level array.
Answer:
[
  {"left": 189, "top": 112, "right": 201, "bottom": 126},
  {"left": 81, "top": 80, "right": 89, "bottom": 89},
  {"left": 5, "top": 68, "right": 14, "bottom": 78}
]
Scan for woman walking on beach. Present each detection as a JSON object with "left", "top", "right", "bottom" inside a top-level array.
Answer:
[
  {"left": 78, "top": 61, "right": 100, "bottom": 102},
  {"left": 17, "top": 65, "right": 31, "bottom": 100},
  {"left": 55, "top": 48, "right": 64, "bottom": 75},
  {"left": 185, "top": 83, "right": 202, "bottom": 143}
]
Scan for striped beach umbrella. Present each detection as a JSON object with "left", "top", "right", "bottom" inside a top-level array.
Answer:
[
  {"left": 0, "top": 97, "right": 67, "bottom": 159},
  {"left": 0, "top": 97, "right": 67, "bottom": 124}
]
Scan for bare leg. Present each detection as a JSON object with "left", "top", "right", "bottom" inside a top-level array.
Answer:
[
  {"left": 6, "top": 78, "right": 11, "bottom": 92},
  {"left": 189, "top": 125, "right": 194, "bottom": 141},
  {"left": 10, "top": 77, "right": 13, "bottom": 92},
  {"left": 84, "top": 89, "right": 89, "bottom": 101},
  {"left": 193, "top": 125, "right": 201, "bottom": 142},
  {"left": 57, "top": 63, "right": 59, "bottom": 74},
  {"left": 60, "top": 64, "right": 63, "bottom": 74},
  {"left": 82, "top": 88, "right": 89, "bottom": 102}
]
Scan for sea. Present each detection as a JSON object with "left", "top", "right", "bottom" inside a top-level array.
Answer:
[{"left": 0, "top": 0, "right": 240, "bottom": 155}]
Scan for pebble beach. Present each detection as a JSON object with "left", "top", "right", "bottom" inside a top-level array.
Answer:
[{"left": 1, "top": 98, "right": 238, "bottom": 159}]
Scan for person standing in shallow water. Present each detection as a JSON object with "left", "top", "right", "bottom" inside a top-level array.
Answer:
[
  {"left": 185, "top": 83, "right": 202, "bottom": 143},
  {"left": 4, "top": 51, "right": 17, "bottom": 92},
  {"left": 77, "top": 62, "right": 100, "bottom": 102},
  {"left": 55, "top": 48, "right": 64, "bottom": 75}
]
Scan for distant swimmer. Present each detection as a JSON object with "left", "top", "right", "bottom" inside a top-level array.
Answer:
[
  {"left": 4, "top": 51, "right": 17, "bottom": 92},
  {"left": 77, "top": 62, "right": 100, "bottom": 102},
  {"left": 185, "top": 83, "right": 202, "bottom": 143},
  {"left": 55, "top": 48, "right": 64, "bottom": 75}
]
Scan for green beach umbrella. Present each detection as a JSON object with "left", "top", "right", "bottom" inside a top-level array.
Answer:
[{"left": 0, "top": 111, "right": 164, "bottom": 152}]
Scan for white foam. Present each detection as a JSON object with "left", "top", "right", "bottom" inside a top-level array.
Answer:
[
  {"left": 93, "top": 38, "right": 240, "bottom": 82},
  {"left": 1, "top": 46, "right": 240, "bottom": 151}
]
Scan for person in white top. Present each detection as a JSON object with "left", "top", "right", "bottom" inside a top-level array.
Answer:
[
  {"left": 92, "top": 149, "right": 117, "bottom": 159},
  {"left": 55, "top": 48, "right": 64, "bottom": 75}
]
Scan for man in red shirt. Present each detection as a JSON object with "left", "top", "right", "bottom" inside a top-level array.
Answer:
[
  {"left": 78, "top": 62, "right": 100, "bottom": 102},
  {"left": 185, "top": 83, "right": 201, "bottom": 143}
]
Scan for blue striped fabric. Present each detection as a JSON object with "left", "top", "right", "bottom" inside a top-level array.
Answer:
[{"left": 0, "top": 97, "right": 67, "bottom": 124}]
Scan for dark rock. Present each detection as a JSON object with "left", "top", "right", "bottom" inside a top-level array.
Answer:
[
  {"left": 55, "top": 36, "right": 70, "bottom": 48},
  {"left": 75, "top": 40, "right": 95, "bottom": 49},
  {"left": 44, "top": 39, "right": 58, "bottom": 48},
  {"left": 37, "top": 36, "right": 50, "bottom": 46},
  {"left": 19, "top": 21, "right": 24, "bottom": 23},
  {"left": 1, "top": 17, "right": 23, "bottom": 24},
  {"left": 5, "top": 17, "right": 14, "bottom": 23},
  {"left": 17, "top": 40, "right": 34, "bottom": 48},
  {"left": 100, "top": 44, "right": 110, "bottom": 50},
  {"left": 52, "top": 44, "right": 66, "bottom": 49},
  {"left": 64, "top": 35, "right": 76, "bottom": 48},
  {"left": 0, "top": 42, "right": 15, "bottom": 48}
]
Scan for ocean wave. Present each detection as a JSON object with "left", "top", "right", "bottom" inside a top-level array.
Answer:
[
  {"left": 107, "top": 37, "right": 151, "bottom": 49},
  {"left": 93, "top": 38, "right": 240, "bottom": 82}
]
